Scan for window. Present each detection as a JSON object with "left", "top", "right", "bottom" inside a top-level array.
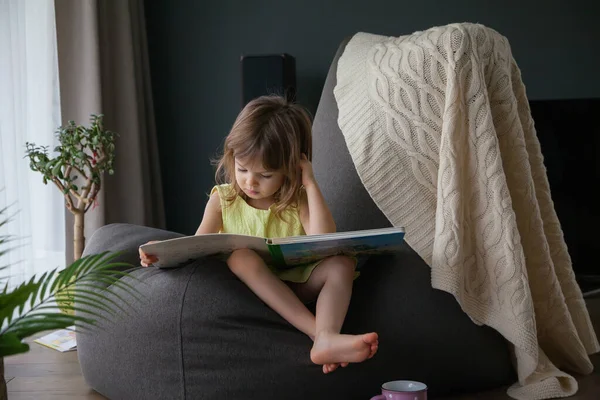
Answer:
[{"left": 0, "top": 0, "right": 65, "bottom": 288}]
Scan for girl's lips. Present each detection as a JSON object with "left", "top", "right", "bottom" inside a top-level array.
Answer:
[{"left": 246, "top": 189, "right": 258, "bottom": 195}]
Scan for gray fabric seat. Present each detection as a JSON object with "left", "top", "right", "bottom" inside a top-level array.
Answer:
[{"left": 77, "top": 39, "right": 515, "bottom": 400}]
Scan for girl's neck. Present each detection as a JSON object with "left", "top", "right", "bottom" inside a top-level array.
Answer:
[{"left": 245, "top": 196, "right": 275, "bottom": 211}]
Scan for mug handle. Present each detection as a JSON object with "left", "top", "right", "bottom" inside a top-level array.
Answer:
[{"left": 370, "top": 396, "right": 386, "bottom": 400}]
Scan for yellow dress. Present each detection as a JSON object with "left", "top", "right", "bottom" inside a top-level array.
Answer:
[{"left": 211, "top": 184, "right": 322, "bottom": 283}]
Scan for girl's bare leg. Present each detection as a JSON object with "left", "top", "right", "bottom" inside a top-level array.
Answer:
[
  {"left": 228, "top": 250, "right": 378, "bottom": 374},
  {"left": 228, "top": 249, "right": 317, "bottom": 338},
  {"left": 289, "top": 256, "right": 378, "bottom": 373}
]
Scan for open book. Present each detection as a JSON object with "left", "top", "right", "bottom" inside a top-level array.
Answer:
[
  {"left": 139, "top": 226, "right": 405, "bottom": 269},
  {"left": 34, "top": 327, "right": 77, "bottom": 352}
]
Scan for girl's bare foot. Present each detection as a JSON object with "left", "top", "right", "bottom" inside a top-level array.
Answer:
[
  {"left": 310, "top": 331, "right": 378, "bottom": 368},
  {"left": 322, "top": 340, "right": 376, "bottom": 374},
  {"left": 322, "top": 362, "right": 349, "bottom": 374},
  {"left": 368, "top": 340, "right": 378, "bottom": 359}
]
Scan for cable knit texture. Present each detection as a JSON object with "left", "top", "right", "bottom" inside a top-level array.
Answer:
[{"left": 334, "top": 23, "right": 599, "bottom": 399}]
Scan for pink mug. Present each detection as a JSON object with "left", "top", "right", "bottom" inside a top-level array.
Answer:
[{"left": 370, "top": 380, "right": 428, "bottom": 400}]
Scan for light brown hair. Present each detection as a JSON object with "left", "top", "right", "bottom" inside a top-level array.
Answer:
[{"left": 214, "top": 95, "right": 312, "bottom": 218}]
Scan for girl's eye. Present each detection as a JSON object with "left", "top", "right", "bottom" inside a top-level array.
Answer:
[
  {"left": 237, "top": 168, "right": 247, "bottom": 172},
  {"left": 261, "top": 175, "right": 272, "bottom": 179}
]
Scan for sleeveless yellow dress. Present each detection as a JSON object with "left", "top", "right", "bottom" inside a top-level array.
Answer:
[{"left": 211, "top": 184, "right": 323, "bottom": 283}]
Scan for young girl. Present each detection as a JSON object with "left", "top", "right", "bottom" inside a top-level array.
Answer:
[{"left": 139, "top": 95, "right": 378, "bottom": 374}]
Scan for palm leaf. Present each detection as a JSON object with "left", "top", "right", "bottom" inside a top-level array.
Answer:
[
  {"left": 0, "top": 248, "right": 142, "bottom": 357},
  {"left": 38, "top": 268, "right": 59, "bottom": 306},
  {"left": 69, "top": 255, "right": 146, "bottom": 309},
  {"left": 0, "top": 277, "right": 41, "bottom": 326},
  {"left": 0, "top": 333, "right": 29, "bottom": 357},
  {"left": 0, "top": 192, "right": 142, "bottom": 357},
  {"left": 68, "top": 285, "right": 134, "bottom": 317},
  {"left": 0, "top": 205, "right": 16, "bottom": 282},
  {"left": 83, "top": 272, "right": 145, "bottom": 301},
  {"left": 4, "top": 313, "right": 96, "bottom": 338}
]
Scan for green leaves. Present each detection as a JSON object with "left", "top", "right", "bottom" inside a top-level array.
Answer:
[
  {"left": 23, "top": 114, "right": 118, "bottom": 213},
  {"left": 0, "top": 250, "right": 142, "bottom": 358},
  {"left": 0, "top": 333, "right": 29, "bottom": 357},
  {"left": 10, "top": 113, "right": 131, "bottom": 358},
  {"left": 0, "top": 204, "right": 141, "bottom": 358},
  {"left": 24, "top": 143, "right": 50, "bottom": 175},
  {"left": 0, "top": 277, "right": 41, "bottom": 326},
  {"left": 0, "top": 205, "right": 16, "bottom": 284}
]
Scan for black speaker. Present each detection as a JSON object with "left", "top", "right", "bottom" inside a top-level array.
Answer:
[{"left": 240, "top": 53, "right": 296, "bottom": 108}]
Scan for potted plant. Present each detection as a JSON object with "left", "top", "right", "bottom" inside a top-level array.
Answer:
[
  {"left": 24, "top": 114, "right": 117, "bottom": 313},
  {"left": 0, "top": 206, "right": 140, "bottom": 400},
  {"left": 25, "top": 114, "right": 116, "bottom": 262}
]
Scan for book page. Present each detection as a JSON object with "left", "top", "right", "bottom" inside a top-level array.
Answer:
[
  {"left": 269, "top": 226, "right": 405, "bottom": 244},
  {"left": 140, "top": 234, "right": 270, "bottom": 268},
  {"left": 34, "top": 327, "right": 77, "bottom": 352}
]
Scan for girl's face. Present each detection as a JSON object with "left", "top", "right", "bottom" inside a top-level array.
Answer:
[{"left": 234, "top": 157, "right": 285, "bottom": 204}]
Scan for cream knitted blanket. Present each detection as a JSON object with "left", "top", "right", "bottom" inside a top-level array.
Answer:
[{"left": 334, "top": 23, "right": 599, "bottom": 399}]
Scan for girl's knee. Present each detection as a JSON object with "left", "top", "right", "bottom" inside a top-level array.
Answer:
[
  {"left": 227, "top": 249, "right": 263, "bottom": 276},
  {"left": 324, "top": 255, "right": 356, "bottom": 279},
  {"left": 229, "top": 248, "right": 257, "bottom": 260}
]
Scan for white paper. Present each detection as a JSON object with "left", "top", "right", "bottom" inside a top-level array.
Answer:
[
  {"left": 140, "top": 234, "right": 271, "bottom": 268},
  {"left": 34, "top": 327, "right": 76, "bottom": 352}
]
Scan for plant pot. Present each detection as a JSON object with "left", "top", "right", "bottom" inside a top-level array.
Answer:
[{"left": 0, "top": 357, "right": 7, "bottom": 400}]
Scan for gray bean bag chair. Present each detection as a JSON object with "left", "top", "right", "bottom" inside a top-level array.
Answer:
[{"left": 77, "top": 38, "right": 515, "bottom": 400}]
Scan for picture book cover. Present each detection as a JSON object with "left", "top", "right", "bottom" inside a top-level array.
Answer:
[{"left": 267, "top": 229, "right": 406, "bottom": 267}]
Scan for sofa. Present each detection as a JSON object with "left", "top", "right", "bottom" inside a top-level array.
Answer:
[{"left": 77, "top": 38, "right": 515, "bottom": 400}]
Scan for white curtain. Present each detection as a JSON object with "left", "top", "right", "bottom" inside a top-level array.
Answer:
[{"left": 0, "top": 0, "right": 65, "bottom": 288}]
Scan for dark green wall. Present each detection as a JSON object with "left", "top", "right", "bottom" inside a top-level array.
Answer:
[{"left": 144, "top": 0, "right": 599, "bottom": 234}]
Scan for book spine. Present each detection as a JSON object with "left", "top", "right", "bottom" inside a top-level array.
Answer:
[{"left": 267, "top": 244, "right": 286, "bottom": 267}]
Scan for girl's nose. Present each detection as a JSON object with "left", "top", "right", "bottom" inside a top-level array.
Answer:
[{"left": 247, "top": 175, "right": 258, "bottom": 186}]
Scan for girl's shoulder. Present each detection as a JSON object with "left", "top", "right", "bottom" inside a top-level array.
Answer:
[
  {"left": 211, "top": 183, "right": 232, "bottom": 196},
  {"left": 210, "top": 183, "right": 238, "bottom": 199},
  {"left": 210, "top": 183, "right": 241, "bottom": 212}
]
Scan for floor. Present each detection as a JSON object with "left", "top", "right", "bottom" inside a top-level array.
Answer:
[
  {"left": 4, "top": 345, "right": 104, "bottom": 400},
  {"left": 4, "top": 298, "right": 600, "bottom": 399}
]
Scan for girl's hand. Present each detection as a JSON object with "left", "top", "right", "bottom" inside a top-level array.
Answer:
[
  {"left": 299, "top": 154, "right": 316, "bottom": 188},
  {"left": 139, "top": 240, "right": 160, "bottom": 267}
]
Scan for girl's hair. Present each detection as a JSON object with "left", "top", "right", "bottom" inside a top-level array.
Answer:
[{"left": 214, "top": 95, "right": 312, "bottom": 218}]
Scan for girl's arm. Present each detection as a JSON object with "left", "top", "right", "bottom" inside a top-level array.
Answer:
[
  {"left": 298, "top": 155, "right": 336, "bottom": 235},
  {"left": 195, "top": 191, "right": 223, "bottom": 235},
  {"left": 140, "top": 191, "right": 222, "bottom": 267}
]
